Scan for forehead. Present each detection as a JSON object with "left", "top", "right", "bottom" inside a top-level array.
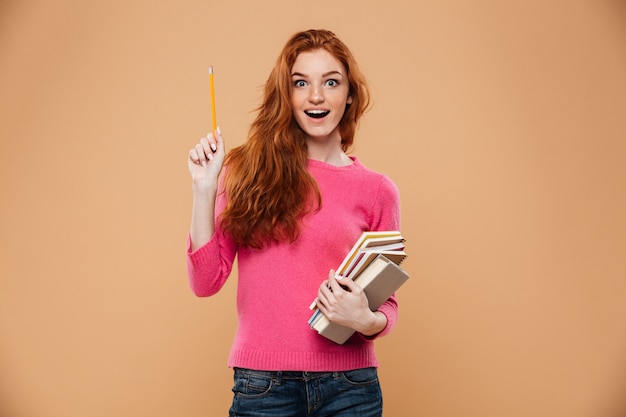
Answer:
[{"left": 291, "top": 48, "right": 346, "bottom": 75}]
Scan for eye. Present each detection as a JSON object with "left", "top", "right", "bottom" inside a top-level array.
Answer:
[
  {"left": 325, "top": 79, "right": 339, "bottom": 87},
  {"left": 294, "top": 80, "right": 307, "bottom": 88}
]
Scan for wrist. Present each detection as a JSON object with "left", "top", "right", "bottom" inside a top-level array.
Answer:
[
  {"left": 359, "top": 311, "right": 387, "bottom": 337},
  {"left": 192, "top": 181, "right": 217, "bottom": 196}
]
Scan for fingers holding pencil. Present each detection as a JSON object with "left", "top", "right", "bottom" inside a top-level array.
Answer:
[
  {"left": 189, "top": 128, "right": 225, "bottom": 165},
  {"left": 188, "top": 128, "right": 225, "bottom": 191}
]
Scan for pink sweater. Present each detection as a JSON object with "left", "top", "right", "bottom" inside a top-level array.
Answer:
[{"left": 186, "top": 157, "right": 401, "bottom": 371}]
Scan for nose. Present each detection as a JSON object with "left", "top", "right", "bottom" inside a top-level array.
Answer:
[{"left": 308, "top": 84, "right": 324, "bottom": 103}]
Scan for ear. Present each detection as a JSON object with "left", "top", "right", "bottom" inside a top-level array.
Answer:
[{"left": 347, "top": 95, "right": 353, "bottom": 105}]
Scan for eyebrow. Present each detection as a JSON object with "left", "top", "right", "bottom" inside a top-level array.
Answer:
[{"left": 291, "top": 70, "right": 344, "bottom": 78}]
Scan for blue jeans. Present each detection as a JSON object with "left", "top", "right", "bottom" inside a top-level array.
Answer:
[{"left": 228, "top": 367, "right": 383, "bottom": 417}]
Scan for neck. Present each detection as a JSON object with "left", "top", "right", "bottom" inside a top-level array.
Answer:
[
  {"left": 306, "top": 130, "right": 353, "bottom": 166},
  {"left": 307, "top": 141, "right": 352, "bottom": 166}
]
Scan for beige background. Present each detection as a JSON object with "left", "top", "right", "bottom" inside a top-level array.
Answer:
[{"left": 1, "top": 1, "right": 626, "bottom": 416}]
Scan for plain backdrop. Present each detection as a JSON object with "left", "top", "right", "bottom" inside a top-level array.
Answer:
[{"left": 1, "top": 1, "right": 625, "bottom": 416}]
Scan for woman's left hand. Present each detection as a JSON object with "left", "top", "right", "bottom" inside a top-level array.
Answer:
[{"left": 316, "top": 270, "right": 386, "bottom": 336}]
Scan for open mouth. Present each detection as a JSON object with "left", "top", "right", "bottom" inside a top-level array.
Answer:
[{"left": 305, "top": 110, "right": 330, "bottom": 119}]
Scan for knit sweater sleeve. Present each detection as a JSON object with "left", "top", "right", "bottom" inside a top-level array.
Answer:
[
  {"left": 186, "top": 188, "right": 237, "bottom": 297},
  {"left": 364, "top": 174, "right": 402, "bottom": 340}
]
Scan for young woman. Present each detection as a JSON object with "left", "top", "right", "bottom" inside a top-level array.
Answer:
[{"left": 187, "top": 29, "right": 401, "bottom": 417}]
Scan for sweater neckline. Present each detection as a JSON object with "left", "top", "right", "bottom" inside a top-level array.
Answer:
[{"left": 307, "top": 156, "right": 360, "bottom": 171}]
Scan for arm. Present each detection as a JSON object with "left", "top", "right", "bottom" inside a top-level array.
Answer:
[
  {"left": 188, "top": 128, "right": 225, "bottom": 251},
  {"left": 365, "top": 176, "right": 402, "bottom": 337},
  {"left": 186, "top": 128, "right": 235, "bottom": 297}
]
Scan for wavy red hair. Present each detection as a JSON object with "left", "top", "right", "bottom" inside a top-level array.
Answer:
[{"left": 221, "top": 29, "right": 371, "bottom": 249}]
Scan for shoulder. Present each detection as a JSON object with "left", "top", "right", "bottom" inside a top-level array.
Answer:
[{"left": 353, "top": 157, "right": 400, "bottom": 196}]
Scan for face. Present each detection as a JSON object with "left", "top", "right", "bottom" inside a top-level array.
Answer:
[{"left": 290, "top": 48, "right": 353, "bottom": 143}]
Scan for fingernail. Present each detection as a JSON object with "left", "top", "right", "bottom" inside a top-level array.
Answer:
[
  {"left": 217, "top": 126, "right": 222, "bottom": 135},
  {"left": 211, "top": 143, "right": 217, "bottom": 152}
]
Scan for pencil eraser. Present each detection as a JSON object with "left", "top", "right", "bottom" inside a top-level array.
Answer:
[{"left": 208, "top": 66, "right": 214, "bottom": 74}]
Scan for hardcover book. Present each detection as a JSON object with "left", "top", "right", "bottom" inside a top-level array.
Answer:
[{"left": 308, "top": 231, "right": 409, "bottom": 344}]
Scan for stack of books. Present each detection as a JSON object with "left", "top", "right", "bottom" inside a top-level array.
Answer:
[{"left": 308, "top": 231, "right": 409, "bottom": 344}]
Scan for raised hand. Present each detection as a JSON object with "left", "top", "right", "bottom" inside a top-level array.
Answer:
[{"left": 188, "top": 127, "right": 226, "bottom": 194}]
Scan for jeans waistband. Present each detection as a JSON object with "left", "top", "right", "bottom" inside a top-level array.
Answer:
[{"left": 233, "top": 367, "right": 343, "bottom": 382}]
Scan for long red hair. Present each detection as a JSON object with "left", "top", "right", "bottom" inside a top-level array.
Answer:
[{"left": 221, "top": 29, "right": 371, "bottom": 249}]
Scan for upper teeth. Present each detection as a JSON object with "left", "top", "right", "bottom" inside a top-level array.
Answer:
[{"left": 306, "top": 110, "right": 327, "bottom": 114}]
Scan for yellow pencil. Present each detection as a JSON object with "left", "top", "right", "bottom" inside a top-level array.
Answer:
[{"left": 208, "top": 66, "right": 217, "bottom": 132}]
